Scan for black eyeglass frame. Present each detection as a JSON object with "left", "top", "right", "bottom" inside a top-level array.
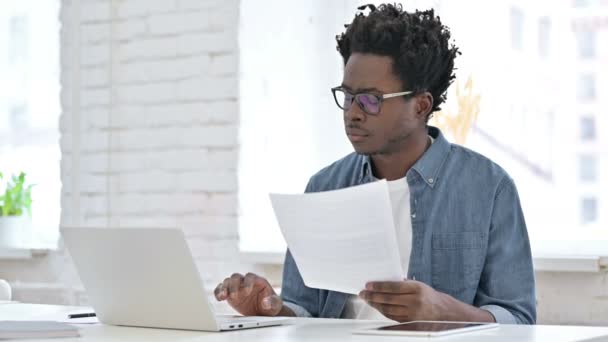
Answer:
[{"left": 331, "top": 86, "right": 414, "bottom": 115}]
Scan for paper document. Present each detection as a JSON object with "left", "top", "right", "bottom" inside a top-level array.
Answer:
[
  {"left": 269, "top": 180, "right": 402, "bottom": 294},
  {"left": 0, "top": 321, "right": 79, "bottom": 339}
]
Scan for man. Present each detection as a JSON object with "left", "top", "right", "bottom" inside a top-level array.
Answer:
[{"left": 215, "top": 3, "right": 535, "bottom": 324}]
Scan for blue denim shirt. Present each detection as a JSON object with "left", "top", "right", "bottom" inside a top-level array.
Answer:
[{"left": 280, "top": 126, "right": 536, "bottom": 325}]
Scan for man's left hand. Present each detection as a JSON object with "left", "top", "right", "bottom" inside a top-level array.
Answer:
[{"left": 359, "top": 280, "right": 448, "bottom": 322}]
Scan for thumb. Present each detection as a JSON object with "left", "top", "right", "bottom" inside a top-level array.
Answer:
[{"left": 259, "top": 294, "right": 283, "bottom": 316}]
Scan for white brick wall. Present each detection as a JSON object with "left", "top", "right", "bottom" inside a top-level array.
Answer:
[{"left": 1, "top": 0, "right": 241, "bottom": 305}]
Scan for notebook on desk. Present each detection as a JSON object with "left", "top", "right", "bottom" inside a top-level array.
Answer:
[{"left": 0, "top": 321, "right": 79, "bottom": 339}]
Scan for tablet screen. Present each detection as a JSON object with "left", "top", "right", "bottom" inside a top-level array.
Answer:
[{"left": 377, "top": 322, "right": 488, "bottom": 332}]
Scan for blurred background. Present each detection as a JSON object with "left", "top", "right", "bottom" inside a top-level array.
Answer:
[{"left": 0, "top": 0, "right": 607, "bottom": 325}]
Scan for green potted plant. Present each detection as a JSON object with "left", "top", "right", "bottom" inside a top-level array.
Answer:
[{"left": 0, "top": 172, "right": 34, "bottom": 248}]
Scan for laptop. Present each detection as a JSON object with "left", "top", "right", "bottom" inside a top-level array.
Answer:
[{"left": 61, "top": 227, "right": 291, "bottom": 331}]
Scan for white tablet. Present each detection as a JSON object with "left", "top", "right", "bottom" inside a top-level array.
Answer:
[{"left": 353, "top": 321, "right": 499, "bottom": 337}]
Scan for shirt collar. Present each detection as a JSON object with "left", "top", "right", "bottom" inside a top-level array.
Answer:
[{"left": 359, "top": 126, "right": 451, "bottom": 188}]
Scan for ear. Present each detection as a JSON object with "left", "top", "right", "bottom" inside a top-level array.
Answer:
[{"left": 415, "top": 92, "right": 434, "bottom": 120}]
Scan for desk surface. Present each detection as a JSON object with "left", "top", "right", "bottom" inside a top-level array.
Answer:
[{"left": 2, "top": 303, "right": 608, "bottom": 342}]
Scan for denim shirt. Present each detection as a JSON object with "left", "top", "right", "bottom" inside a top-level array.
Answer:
[{"left": 280, "top": 126, "right": 536, "bottom": 325}]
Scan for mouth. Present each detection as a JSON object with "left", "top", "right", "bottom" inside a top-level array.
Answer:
[{"left": 346, "top": 132, "right": 369, "bottom": 143}]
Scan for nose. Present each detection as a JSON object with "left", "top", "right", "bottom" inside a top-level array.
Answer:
[{"left": 344, "top": 102, "right": 366, "bottom": 123}]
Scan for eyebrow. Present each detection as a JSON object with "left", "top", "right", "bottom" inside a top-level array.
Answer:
[{"left": 340, "top": 84, "right": 383, "bottom": 93}]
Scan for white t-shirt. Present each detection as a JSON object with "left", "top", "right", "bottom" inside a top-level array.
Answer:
[
  {"left": 342, "top": 175, "right": 412, "bottom": 320},
  {"left": 342, "top": 135, "right": 434, "bottom": 320}
]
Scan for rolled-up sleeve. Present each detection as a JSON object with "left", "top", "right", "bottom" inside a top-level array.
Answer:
[
  {"left": 475, "top": 176, "right": 537, "bottom": 324},
  {"left": 283, "top": 301, "right": 312, "bottom": 318},
  {"left": 481, "top": 304, "right": 518, "bottom": 324}
]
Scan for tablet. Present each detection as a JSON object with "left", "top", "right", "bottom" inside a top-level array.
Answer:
[{"left": 353, "top": 321, "right": 499, "bottom": 337}]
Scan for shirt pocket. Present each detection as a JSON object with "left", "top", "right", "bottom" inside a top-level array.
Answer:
[{"left": 431, "top": 231, "right": 486, "bottom": 299}]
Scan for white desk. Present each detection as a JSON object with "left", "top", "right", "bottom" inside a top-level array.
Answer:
[{"left": 2, "top": 303, "right": 608, "bottom": 342}]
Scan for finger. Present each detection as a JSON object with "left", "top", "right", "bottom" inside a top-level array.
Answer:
[
  {"left": 359, "top": 291, "right": 411, "bottom": 305},
  {"left": 214, "top": 282, "right": 226, "bottom": 301},
  {"left": 367, "top": 301, "right": 409, "bottom": 317},
  {"left": 365, "top": 280, "right": 419, "bottom": 294},
  {"left": 245, "top": 273, "right": 276, "bottom": 295},
  {"left": 259, "top": 294, "right": 283, "bottom": 316},
  {"left": 228, "top": 273, "right": 244, "bottom": 299},
  {"left": 243, "top": 273, "right": 258, "bottom": 296},
  {"left": 220, "top": 278, "right": 231, "bottom": 298}
]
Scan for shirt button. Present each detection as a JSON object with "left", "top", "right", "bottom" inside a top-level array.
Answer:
[
  {"left": 411, "top": 213, "right": 416, "bottom": 219},
  {"left": 428, "top": 178, "right": 434, "bottom": 183}
]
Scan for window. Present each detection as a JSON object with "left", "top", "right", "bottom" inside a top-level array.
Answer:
[
  {"left": 0, "top": 1, "right": 61, "bottom": 246},
  {"left": 8, "top": 103, "right": 28, "bottom": 130},
  {"left": 575, "top": 30, "right": 596, "bottom": 59},
  {"left": 581, "top": 197, "right": 598, "bottom": 224},
  {"left": 8, "top": 15, "right": 29, "bottom": 66},
  {"left": 510, "top": 7, "right": 525, "bottom": 50},
  {"left": 580, "top": 117, "right": 596, "bottom": 141},
  {"left": 538, "top": 17, "right": 551, "bottom": 58},
  {"left": 239, "top": 1, "right": 354, "bottom": 253},
  {"left": 573, "top": 0, "right": 604, "bottom": 6},
  {"left": 579, "top": 155, "right": 597, "bottom": 182},
  {"left": 577, "top": 74, "right": 596, "bottom": 101}
]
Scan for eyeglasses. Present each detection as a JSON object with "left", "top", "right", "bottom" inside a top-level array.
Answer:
[{"left": 331, "top": 86, "right": 413, "bottom": 115}]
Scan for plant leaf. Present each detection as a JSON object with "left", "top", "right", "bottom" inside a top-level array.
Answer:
[{"left": 0, "top": 172, "right": 33, "bottom": 217}]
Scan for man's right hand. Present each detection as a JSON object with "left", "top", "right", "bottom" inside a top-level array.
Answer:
[{"left": 214, "top": 272, "right": 291, "bottom": 317}]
